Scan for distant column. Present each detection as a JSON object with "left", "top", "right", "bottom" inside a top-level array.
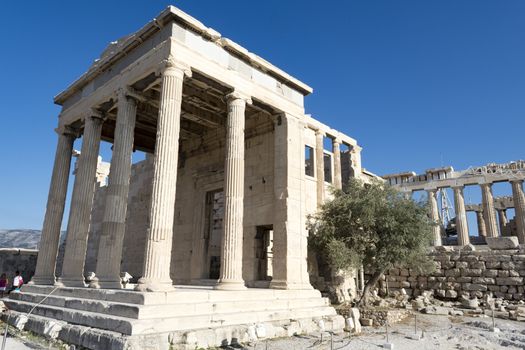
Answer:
[
  {"left": 497, "top": 209, "right": 508, "bottom": 235},
  {"left": 333, "top": 139, "right": 342, "bottom": 190},
  {"left": 30, "top": 126, "right": 76, "bottom": 285},
  {"left": 427, "top": 188, "right": 442, "bottom": 246},
  {"left": 315, "top": 131, "right": 325, "bottom": 205},
  {"left": 215, "top": 92, "right": 250, "bottom": 290},
  {"left": 135, "top": 59, "right": 189, "bottom": 292},
  {"left": 481, "top": 183, "right": 499, "bottom": 238},
  {"left": 475, "top": 210, "right": 487, "bottom": 237},
  {"left": 91, "top": 89, "right": 137, "bottom": 289},
  {"left": 510, "top": 180, "right": 525, "bottom": 243},
  {"left": 452, "top": 186, "right": 470, "bottom": 246},
  {"left": 58, "top": 112, "right": 104, "bottom": 287}
]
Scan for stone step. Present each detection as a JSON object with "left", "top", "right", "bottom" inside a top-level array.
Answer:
[
  {"left": 3, "top": 308, "right": 344, "bottom": 350},
  {"left": 10, "top": 291, "right": 329, "bottom": 319},
  {"left": 21, "top": 284, "right": 323, "bottom": 305},
  {"left": 5, "top": 298, "right": 336, "bottom": 335}
]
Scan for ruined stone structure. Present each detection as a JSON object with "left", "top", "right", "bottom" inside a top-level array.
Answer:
[
  {"left": 384, "top": 161, "right": 525, "bottom": 246},
  {"left": 4, "top": 6, "right": 370, "bottom": 349},
  {"left": 383, "top": 242, "right": 525, "bottom": 302}
]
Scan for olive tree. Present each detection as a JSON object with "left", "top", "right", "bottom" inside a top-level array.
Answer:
[{"left": 308, "top": 178, "right": 434, "bottom": 306}]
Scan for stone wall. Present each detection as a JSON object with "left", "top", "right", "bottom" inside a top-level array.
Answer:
[
  {"left": 383, "top": 244, "right": 525, "bottom": 301},
  {"left": 0, "top": 248, "right": 37, "bottom": 285}
]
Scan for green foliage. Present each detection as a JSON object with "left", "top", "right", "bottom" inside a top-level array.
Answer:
[{"left": 309, "top": 178, "right": 434, "bottom": 276}]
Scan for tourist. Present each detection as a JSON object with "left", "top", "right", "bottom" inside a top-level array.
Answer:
[
  {"left": 8, "top": 271, "right": 23, "bottom": 293},
  {"left": 0, "top": 273, "right": 8, "bottom": 297}
]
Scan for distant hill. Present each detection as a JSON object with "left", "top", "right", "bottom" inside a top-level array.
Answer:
[{"left": 0, "top": 229, "right": 66, "bottom": 249}]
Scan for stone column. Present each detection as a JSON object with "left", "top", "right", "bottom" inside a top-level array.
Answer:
[
  {"left": 452, "top": 186, "right": 470, "bottom": 246},
  {"left": 332, "top": 139, "right": 342, "bottom": 190},
  {"left": 30, "top": 127, "right": 76, "bottom": 285},
  {"left": 215, "top": 92, "right": 250, "bottom": 290},
  {"left": 58, "top": 112, "right": 104, "bottom": 287},
  {"left": 270, "top": 113, "right": 311, "bottom": 290},
  {"left": 510, "top": 180, "right": 525, "bottom": 243},
  {"left": 497, "top": 209, "right": 508, "bottom": 235},
  {"left": 135, "top": 60, "right": 189, "bottom": 292},
  {"left": 427, "top": 188, "right": 442, "bottom": 246},
  {"left": 315, "top": 131, "right": 325, "bottom": 205},
  {"left": 476, "top": 210, "right": 487, "bottom": 237},
  {"left": 91, "top": 89, "right": 137, "bottom": 289},
  {"left": 481, "top": 183, "right": 499, "bottom": 238}
]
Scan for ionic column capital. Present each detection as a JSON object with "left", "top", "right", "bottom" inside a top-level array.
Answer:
[
  {"left": 55, "top": 125, "right": 79, "bottom": 138},
  {"left": 85, "top": 109, "right": 106, "bottom": 123},
  {"left": 225, "top": 91, "right": 252, "bottom": 105},
  {"left": 159, "top": 55, "right": 192, "bottom": 78},
  {"left": 510, "top": 179, "right": 524, "bottom": 185},
  {"left": 117, "top": 86, "right": 144, "bottom": 104}
]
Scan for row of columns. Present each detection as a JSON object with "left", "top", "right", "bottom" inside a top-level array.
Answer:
[
  {"left": 426, "top": 181, "right": 525, "bottom": 247},
  {"left": 32, "top": 61, "right": 254, "bottom": 291}
]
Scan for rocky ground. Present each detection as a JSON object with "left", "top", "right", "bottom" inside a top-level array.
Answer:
[{"left": 245, "top": 314, "right": 525, "bottom": 350}]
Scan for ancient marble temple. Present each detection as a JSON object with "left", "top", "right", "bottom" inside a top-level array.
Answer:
[{"left": 4, "top": 6, "right": 368, "bottom": 349}]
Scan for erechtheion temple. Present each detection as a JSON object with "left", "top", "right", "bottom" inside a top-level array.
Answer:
[
  {"left": 383, "top": 160, "right": 525, "bottom": 247},
  {"left": 3, "top": 6, "right": 374, "bottom": 349}
]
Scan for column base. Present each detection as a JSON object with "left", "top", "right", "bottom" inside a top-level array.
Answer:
[
  {"left": 28, "top": 275, "right": 56, "bottom": 286},
  {"left": 134, "top": 277, "right": 174, "bottom": 292},
  {"left": 55, "top": 277, "right": 86, "bottom": 288},
  {"left": 269, "top": 280, "right": 313, "bottom": 290},
  {"left": 214, "top": 280, "right": 247, "bottom": 291},
  {"left": 88, "top": 277, "right": 123, "bottom": 290}
]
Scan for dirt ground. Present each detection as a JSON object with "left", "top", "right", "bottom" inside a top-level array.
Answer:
[{"left": 244, "top": 314, "right": 525, "bottom": 350}]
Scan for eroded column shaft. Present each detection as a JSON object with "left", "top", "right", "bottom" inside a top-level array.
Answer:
[
  {"left": 216, "top": 93, "right": 247, "bottom": 290},
  {"left": 315, "top": 131, "right": 325, "bottom": 205},
  {"left": 427, "top": 189, "right": 442, "bottom": 246},
  {"left": 481, "top": 183, "right": 499, "bottom": 238},
  {"left": 333, "top": 139, "right": 342, "bottom": 190},
  {"left": 476, "top": 211, "right": 487, "bottom": 237},
  {"left": 135, "top": 63, "right": 185, "bottom": 292},
  {"left": 93, "top": 92, "right": 137, "bottom": 289},
  {"left": 59, "top": 114, "right": 103, "bottom": 286},
  {"left": 453, "top": 186, "right": 470, "bottom": 246},
  {"left": 497, "top": 209, "right": 508, "bottom": 235},
  {"left": 32, "top": 129, "right": 75, "bottom": 285},
  {"left": 511, "top": 180, "right": 525, "bottom": 243}
]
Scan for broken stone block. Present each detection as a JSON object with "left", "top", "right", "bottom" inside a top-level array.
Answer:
[{"left": 486, "top": 236, "right": 519, "bottom": 250}]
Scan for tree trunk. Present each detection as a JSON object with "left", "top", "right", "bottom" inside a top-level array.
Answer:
[{"left": 357, "top": 269, "right": 384, "bottom": 307}]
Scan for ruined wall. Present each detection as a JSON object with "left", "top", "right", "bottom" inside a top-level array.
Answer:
[
  {"left": 383, "top": 245, "right": 525, "bottom": 301},
  {"left": 0, "top": 248, "right": 37, "bottom": 285}
]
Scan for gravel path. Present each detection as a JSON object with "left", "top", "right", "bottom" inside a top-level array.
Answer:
[{"left": 245, "top": 314, "right": 525, "bottom": 350}]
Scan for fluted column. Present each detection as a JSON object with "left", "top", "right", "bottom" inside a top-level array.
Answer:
[
  {"left": 58, "top": 112, "right": 104, "bottom": 287},
  {"left": 427, "top": 188, "right": 442, "bottom": 246},
  {"left": 135, "top": 60, "right": 189, "bottom": 292},
  {"left": 315, "top": 131, "right": 325, "bottom": 205},
  {"left": 333, "top": 139, "right": 342, "bottom": 190},
  {"left": 91, "top": 89, "right": 137, "bottom": 289},
  {"left": 497, "top": 209, "right": 508, "bottom": 235},
  {"left": 30, "top": 127, "right": 76, "bottom": 285},
  {"left": 215, "top": 92, "right": 250, "bottom": 290},
  {"left": 453, "top": 186, "right": 470, "bottom": 246},
  {"left": 481, "top": 183, "right": 499, "bottom": 238},
  {"left": 476, "top": 210, "right": 487, "bottom": 237},
  {"left": 511, "top": 180, "right": 525, "bottom": 243}
]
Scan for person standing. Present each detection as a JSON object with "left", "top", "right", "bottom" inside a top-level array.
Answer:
[
  {"left": 0, "top": 273, "right": 8, "bottom": 297},
  {"left": 8, "top": 271, "right": 23, "bottom": 293}
]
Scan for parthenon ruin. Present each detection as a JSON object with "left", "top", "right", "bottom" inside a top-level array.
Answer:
[
  {"left": 3, "top": 6, "right": 373, "bottom": 349},
  {"left": 383, "top": 160, "right": 525, "bottom": 246}
]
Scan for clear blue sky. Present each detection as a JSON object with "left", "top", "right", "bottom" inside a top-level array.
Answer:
[{"left": 0, "top": 1, "right": 524, "bottom": 230}]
